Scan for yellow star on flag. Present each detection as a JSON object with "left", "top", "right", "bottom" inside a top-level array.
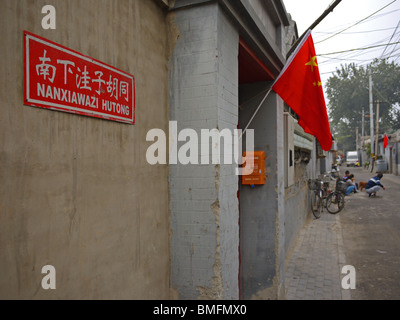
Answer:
[
  {"left": 306, "top": 56, "right": 318, "bottom": 72},
  {"left": 313, "top": 81, "right": 322, "bottom": 87}
]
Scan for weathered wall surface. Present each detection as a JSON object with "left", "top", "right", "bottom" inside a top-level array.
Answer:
[
  {"left": 168, "top": 3, "right": 239, "bottom": 299},
  {"left": 284, "top": 163, "right": 312, "bottom": 256},
  {"left": 0, "top": 0, "right": 170, "bottom": 299},
  {"left": 239, "top": 82, "right": 285, "bottom": 300},
  {"left": 216, "top": 8, "right": 240, "bottom": 300},
  {"left": 247, "top": 0, "right": 278, "bottom": 44}
]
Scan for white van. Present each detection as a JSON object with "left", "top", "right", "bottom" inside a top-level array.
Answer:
[{"left": 346, "top": 151, "right": 358, "bottom": 167}]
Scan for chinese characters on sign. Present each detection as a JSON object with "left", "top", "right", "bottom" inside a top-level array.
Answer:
[{"left": 24, "top": 31, "right": 135, "bottom": 124}]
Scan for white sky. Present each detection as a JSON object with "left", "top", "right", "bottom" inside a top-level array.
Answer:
[{"left": 283, "top": 0, "right": 400, "bottom": 101}]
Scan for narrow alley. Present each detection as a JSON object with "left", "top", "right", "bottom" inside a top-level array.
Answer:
[{"left": 285, "top": 167, "right": 400, "bottom": 300}]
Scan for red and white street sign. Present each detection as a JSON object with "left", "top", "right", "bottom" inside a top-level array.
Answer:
[{"left": 24, "top": 31, "right": 135, "bottom": 124}]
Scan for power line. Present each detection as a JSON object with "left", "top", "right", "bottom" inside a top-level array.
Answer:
[
  {"left": 381, "top": 21, "right": 400, "bottom": 58},
  {"left": 314, "top": 23, "right": 400, "bottom": 69},
  {"left": 319, "top": 54, "right": 400, "bottom": 76},
  {"left": 315, "top": 0, "right": 398, "bottom": 44},
  {"left": 386, "top": 29, "right": 400, "bottom": 59},
  {"left": 319, "top": 56, "right": 378, "bottom": 64},
  {"left": 320, "top": 70, "right": 341, "bottom": 75},
  {"left": 314, "top": 9, "right": 400, "bottom": 36},
  {"left": 374, "top": 86, "right": 397, "bottom": 106},
  {"left": 286, "top": 0, "right": 343, "bottom": 58},
  {"left": 314, "top": 26, "right": 398, "bottom": 35},
  {"left": 319, "top": 34, "right": 395, "bottom": 59},
  {"left": 318, "top": 41, "right": 400, "bottom": 56},
  {"left": 318, "top": 38, "right": 400, "bottom": 65}
]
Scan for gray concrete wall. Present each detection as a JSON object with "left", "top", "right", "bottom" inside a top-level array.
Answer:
[
  {"left": 247, "top": 0, "right": 277, "bottom": 44},
  {"left": 168, "top": 3, "right": 239, "bottom": 299},
  {"left": 0, "top": 0, "right": 170, "bottom": 299},
  {"left": 319, "top": 151, "right": 335, "bottom": 175},
  {"left": 242, "top": 0, "right": 289, "bottom": 58},
  {"left": 217, "top": 7, "right": 240, "bottom": 300},
  {"left": 283, "top": 163, "right": 312, "bottom": 257},
  {"left": 394, "top": 142, "right": 399, "bottom": 175},
  {"left": 239, "top": 83, "right": 314, "bottom": 299},
  {"left": 239, "top": 82, "right": 285, "bottom": 300}
]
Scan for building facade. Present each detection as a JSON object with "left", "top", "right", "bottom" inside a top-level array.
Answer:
[
  {"left": 167, "top": 0, "right": 317, "bottom": 299},
  {"left": 0, "top": 0, "right": 171, "bottom": 299},
  {"left": 1, "top": 0, "right": 321, "bottom": 300}
]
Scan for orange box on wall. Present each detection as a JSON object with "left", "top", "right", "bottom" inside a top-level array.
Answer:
[{"left": 241, "top": 151, "right": 267, "bottom": 186}]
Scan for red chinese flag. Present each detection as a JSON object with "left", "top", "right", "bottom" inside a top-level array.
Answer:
[
  {"left": 384, "top": 133, "right": 389, "bottom": 149},
  {"left": 273, "top": 30, "right": 332, "bottom": 151}
]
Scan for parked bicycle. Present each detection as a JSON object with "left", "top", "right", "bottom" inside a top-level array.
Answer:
[
  {"left": 308, "top": 173, "right": 346, "bottom": 219},
  {"left": 325, "top": 178, "right": 346, "bottom": 214},
  {"left": 308, "top": 176, "right": 329, "bottom": 219}
]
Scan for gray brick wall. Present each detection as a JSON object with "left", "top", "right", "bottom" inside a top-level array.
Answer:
[
  {"left": 169, "top": 3, "right": 239, "bottom": 299},
  {"left": 238, "top": 82, "right": 286, "bottom": 299},
  {"left": 216, "top": 8, "right": 239, "bottom": 300}
]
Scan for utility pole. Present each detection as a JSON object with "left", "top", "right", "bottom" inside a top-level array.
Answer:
[
  {"left": 356, "top": 126, "right": 359, "bottom": 153},
  {"left": 362, "top": 108, "right": 365, "bottom": 145},
  {"left": 369, "top": 70, "right": 375, "bottom": 158},
  {"left": 362, "top": 108, "right": 365, "bottom": 165},
  {"left": 375, "top": 100, "right": 380, "bottom": 157}
]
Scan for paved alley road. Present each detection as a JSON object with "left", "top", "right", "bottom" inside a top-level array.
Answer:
[
  {"left": 340, "top": 167, "right": 400, "bottom": 300},
  {"left": 285, "top": 166, "right": 400, "bottom": 300}
]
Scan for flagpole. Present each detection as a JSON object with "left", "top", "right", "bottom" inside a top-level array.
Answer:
[
  {"left": 286, "top": 0, "right": 342, "bottom": 59},
  {"left": 240, "top": 29, "right": 312, "bottom": 139},
  {"left": 240, "top": 28, "right": 312, "bottom": 140},
  {"left": 240, "top": 1, "right": 342, "bottom": 143},
  {"left": 240, "top": 87, "right": 273, "bottom": 140}
]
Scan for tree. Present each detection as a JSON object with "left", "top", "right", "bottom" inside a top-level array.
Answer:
[{"left": 326, "top": 59, "right": 400, "bottom": 150}]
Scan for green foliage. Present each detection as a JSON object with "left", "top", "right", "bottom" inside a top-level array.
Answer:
[
  {"left": 326, "top": 59, "right": 400, "bottom": 150},
  {"left": 365, "top": 143, "right": 371, "bottom": 157}
]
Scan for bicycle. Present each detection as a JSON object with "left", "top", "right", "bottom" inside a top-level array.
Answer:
[
  {"left": 308, "top": 177, "right": 330, "bottom": 219},
  {"left": 325, "top": 178, "right": 346, "bottom": 214},
  {"left": 308, "top": 173, "right": 345, "bottom": 218}
]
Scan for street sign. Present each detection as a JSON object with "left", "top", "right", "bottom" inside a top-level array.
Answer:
[{"left": 24, "top": 31, "right": 135, "bottom": 124}]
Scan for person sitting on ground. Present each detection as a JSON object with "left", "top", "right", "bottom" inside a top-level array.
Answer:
[
  {"left": 343, "top": 170, "right": 351, "bottom": 181},
  {"left": 365, "top": 173, "right": 386, "bottom": 197},
  {"left": 343, "top": 170, "right": 360, "bottom": 192},
  {"left": 345, "top": 174, "right": 358, "bottom": 195}
]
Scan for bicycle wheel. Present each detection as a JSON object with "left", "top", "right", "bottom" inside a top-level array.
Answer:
[
  {"left": 326, "top": 192, "right": 345, "bottom": 214},
  {"left": 311, "top": 191, "right": 322, "bottom": 219}
]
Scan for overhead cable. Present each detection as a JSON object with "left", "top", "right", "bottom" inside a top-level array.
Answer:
[
  {"left": 314, "top": 26, "right": 398, "bottom": 35},
  {"left": 318, "top": 41, "right": 400, "bottom": 56},
  {"left": 381, "top": 21, "right": 400, "bottom": 58},
  {"left": 314, "top": 9, "right": 400, "bottom": 36},
  {"left": 315, "top": 0, "right": 397, "bottom": 44}
]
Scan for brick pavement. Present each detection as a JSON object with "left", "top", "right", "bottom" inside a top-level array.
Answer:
[
  {"left": 284, "top": 211, "right": 351, "bottom": 300},
  {"left": 284, "top": 169, "right": 400, "bottom": 300}
]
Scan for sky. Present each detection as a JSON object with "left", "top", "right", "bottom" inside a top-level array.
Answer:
[{"left": 283, "top": 0, "right": 400, "bottom": 101}]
